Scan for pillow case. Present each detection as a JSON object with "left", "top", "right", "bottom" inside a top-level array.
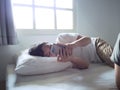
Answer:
[{"left": 15, "top": 49, "right": 72, "bottom": 75}]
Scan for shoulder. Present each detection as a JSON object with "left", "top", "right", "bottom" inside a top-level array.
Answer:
[
  {"left": 56, "top": 33, "right": 81, "bottom": 44},
  {"left": 57, "top": 33, "right": 81, "bottom": 38}
]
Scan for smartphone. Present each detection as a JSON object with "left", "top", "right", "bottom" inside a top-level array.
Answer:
[{"left": 50, "top": 44, "right": 65, "bottom": 55}]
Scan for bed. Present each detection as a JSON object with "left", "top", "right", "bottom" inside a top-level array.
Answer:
[{"left": 7, "top": 63, "right": 117, "bottom": 90}]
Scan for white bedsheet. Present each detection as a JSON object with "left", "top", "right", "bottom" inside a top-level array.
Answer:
[{"left": 7, "top": 64, "right": 117, "bottom": 90}]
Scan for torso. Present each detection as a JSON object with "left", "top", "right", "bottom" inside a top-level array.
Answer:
[
  {"left": 56, "top": 33, "right": 102, "bottom": 63},
  {"left": 72, "top": 37, "right": 102, "bottom": 63}
]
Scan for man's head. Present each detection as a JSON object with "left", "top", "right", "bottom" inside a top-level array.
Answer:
[{"left": 29, "top": 42, "right": 54, "bottom": 57}]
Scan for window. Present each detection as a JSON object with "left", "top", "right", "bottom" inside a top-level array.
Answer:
[{"left": 11, "top": 0, "right": 74, "bottom": 32}]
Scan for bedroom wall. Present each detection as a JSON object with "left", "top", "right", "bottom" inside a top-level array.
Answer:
[
  {"left": 76, "top": 0, "right": 120, "bottom": 46},
  {"left": 0, "top": 0, "right": 120, "bottom": 81}
]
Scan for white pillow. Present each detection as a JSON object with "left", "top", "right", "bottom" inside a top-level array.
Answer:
[{"left": 15, "top": 49, "right": 72, "bottom": 75}]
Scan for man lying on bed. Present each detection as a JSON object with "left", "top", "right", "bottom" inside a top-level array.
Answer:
[
  {"left": 111, "top": 33, "right": 120, "bottom": 89},
  {"left": 29, "top": 33, "right": 114, "bottom": 69}
]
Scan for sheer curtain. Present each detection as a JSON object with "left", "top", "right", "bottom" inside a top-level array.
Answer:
[{"left": 0, "top": 0, "right": 18, "bottom": 45}]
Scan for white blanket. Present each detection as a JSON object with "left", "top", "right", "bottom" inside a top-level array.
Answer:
[{"left": 7, "top": 64, "right": 117, "bottom": 90}]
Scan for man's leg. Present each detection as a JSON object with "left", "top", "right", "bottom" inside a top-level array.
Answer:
[
  {"left": 115, "top": 64, "right": 120, "bottom": 89},
  {"left": 111, "top": 33, "right": 120, "bottom": 89}
]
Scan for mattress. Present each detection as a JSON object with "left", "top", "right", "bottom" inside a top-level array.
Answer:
[{"left": 7, "top": 63, "right": 117, "bottom": 90}]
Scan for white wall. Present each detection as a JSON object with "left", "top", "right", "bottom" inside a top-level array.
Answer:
[
  {"left": 76, "top": 0, "right": 120, "bottom": 45},
  {"left": 0, "top": 0, "right": 120, "bottom": 81}
]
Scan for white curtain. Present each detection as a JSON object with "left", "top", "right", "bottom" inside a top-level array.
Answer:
[{"left": 0, "top": 0, "right": 18, "bottom": 45}]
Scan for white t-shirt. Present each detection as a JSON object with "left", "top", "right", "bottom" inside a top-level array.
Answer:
[{"left": 56, "top": 33, "right": 102, "bottom": 63}]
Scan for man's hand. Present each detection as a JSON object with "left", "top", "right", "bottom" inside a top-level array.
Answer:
[
  {"left": 56, "top": 43, "right": 73, "bottom": 57},
  {"left": 57, "top": 55, "right": 72, "bottom": 62}
]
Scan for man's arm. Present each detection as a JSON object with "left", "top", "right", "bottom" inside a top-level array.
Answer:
[
  {"left": 57, "top": 56, "right": 89, "bottom": 69},
  {"left": 115, "top": 64, "right": 120, "bottom": 89},
  {"left": 69, "top": 36, "right": 91, "bottom": 48},
  {"left": 70, "top": 57, "right": 89, "bottom": 69},
  {"left": 55, "top": 36, "right": 91, "bottom": 57}
]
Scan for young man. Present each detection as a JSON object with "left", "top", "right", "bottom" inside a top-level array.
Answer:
[
  {"left": 111, "top": 33, "right": 120, "bottom": 89},
  {"left": 29, "top": 33, "right": 114, "bottom": 69}
]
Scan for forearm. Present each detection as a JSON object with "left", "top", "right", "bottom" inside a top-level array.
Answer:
[
  {"left": 72, "top": 36, "right": 91, "bottom": 47},
  {"left": 70, "top": 57, "right": 89, "bottom": 69},
  {"left": 57, "top": 55, "right": 89, "bottom": 69}
]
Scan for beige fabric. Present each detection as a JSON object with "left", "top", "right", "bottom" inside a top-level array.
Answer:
[{"left": 95, "top": 37, "right": 114, "bottom": 67}]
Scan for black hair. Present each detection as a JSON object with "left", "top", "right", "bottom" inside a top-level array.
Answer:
[{"left": 28, "top": 42, "right": 47, "bottom": 57}]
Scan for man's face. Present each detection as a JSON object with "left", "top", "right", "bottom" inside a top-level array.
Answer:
[{"left": 42, "top": 43, "right": 55, "bottom": 57}]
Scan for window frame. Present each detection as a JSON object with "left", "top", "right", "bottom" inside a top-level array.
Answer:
[{"left": 11, "top": 0, "right": 76, "bottom": 34}]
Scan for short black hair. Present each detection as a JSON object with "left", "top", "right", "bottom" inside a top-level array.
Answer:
[{"left": 28, "top": 42, "right": 47, "bottom": 57}]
